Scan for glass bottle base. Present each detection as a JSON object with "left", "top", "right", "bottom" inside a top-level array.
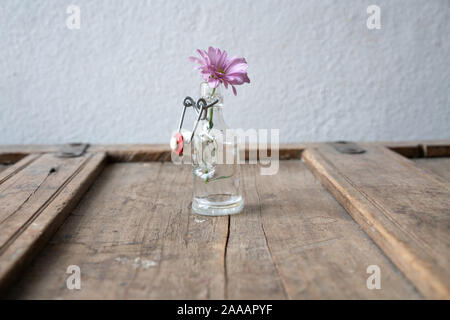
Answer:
[{"left": 192, "top": 194, "right": 244, "bottom": 216}]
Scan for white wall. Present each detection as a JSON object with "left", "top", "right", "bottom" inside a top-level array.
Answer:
[{"left": 1, "top": 0, "right": 449, "bottom": 144}]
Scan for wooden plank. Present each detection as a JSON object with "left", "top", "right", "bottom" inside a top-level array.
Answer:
[
  {"left": 226, "top": 162, "right": 420, "bottom": 299},
  {"left": 6, "top": 162, "right": 229, "bottom": 299},
  {"left": 0, "top": 152, "right": 106, "bottom": 293},
  {"left": 414, "top": 158, "right": 450, "bottom": 182},
  {"left": 1, "top": 141, "right": 449, "bottom": 163},
  {"left": 225, "top": 165, "right": 286, "bottom": 300},
  {"left": 89, "top": 144, "right": 172, "bottom": 162},
  {"left": 421, "top": 142, "right": 450, "bottom": 158},
  {"left": 0, "top": 154, "right": 41, "bottom": 185},
  {"left": 302, "top": 145, "right": 450, "bottom": 299},
  {"left": 372, "top": 140, "right": 450, "bottom": 158},
  {"left": 0, "top": 144, "right": 305, "bottom": 163},
  {"left": 0, "top": 145, "right": 60, "bottom": 154},
  {"left": 8, "top": 161, "right": 420, "bottom": 299},
  {"left": 0, "top": 145, "right": 60, "bottom": 164},
  {"left": 89, "top": 144, "right": 310, "bottom": 162}
]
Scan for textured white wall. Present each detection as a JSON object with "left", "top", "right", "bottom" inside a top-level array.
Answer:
[{"left": 0, "top": 0, "right": 449, "bottom": 144}]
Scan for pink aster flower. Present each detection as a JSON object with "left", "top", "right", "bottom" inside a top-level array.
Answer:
[{"left": 189, "top": 47, "right": 250, "bottom": 95}]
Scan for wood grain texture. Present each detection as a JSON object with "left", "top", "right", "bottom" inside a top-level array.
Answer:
[
  {"left": 7, "top": 163, "right": 229, "bottom": 299},
  {"left": 225, "top": 165, "right": 286, "bottom": 300},
  {"left": 376, "top": 140, "right": 450, "bottom": 158},
  {"left": 232, "top": 163, "right": 419, "bottom": 299},
  {"left": 0, "top": 145, "right": 59, "bottom": 164},
  {"left": 0, "top": 153, "right": 106, "bottom": 293},
  {"left": 413, "top": 158, "right": 450, "bottom": 182},
  {"left": 89, "top": 144, "right": 172, "bottom": 162},
  {"left": 302, "top": 145, "right": 450, "bottom": 299},
  {"left": 89, "top": 144, "right": 309, "bottom": 162},
  {"left": 421, "top": 142, "right": 450, "bottom": 158},
  {"left": 8, "top": 161, "right": 420, "bottom": 299},
  {"left": 1, "top": 140, "right": 449, "bottom": 163},
  {"left": 0, "top": 154, "right": 40, "bottom": 186}
]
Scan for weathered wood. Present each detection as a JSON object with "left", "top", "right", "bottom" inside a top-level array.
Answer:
[
  {"left": 1, "top": 141, "right": 449, "bottom": 163},
  {"left": 421, "top": 142, "right": 450, "bottom": 158},
  {"left": 225, "top": 165, "right": 286, "bottom": 300},
  {"left": 0, "top": 145, "right": 60, "bottom": 164},
  {"left": 9, "top": 161, "right": 420, "bottom": 299},
  {"left": 89, "top": 144, "right": 172, "bottom": 162},
  {"left": 0, "top": 152, "right": 106, "bottom": 293},
  {"left": 226, "top": 162, "right": 420, "bottom": 299},
  {"left": 89, "top": 144, "right": 309, "bottom": 162},
  {"left": 0, "top": 144, "right": 306, "bottom": 163},
  {"left": 0, "top": 154, "right": 41, "bottom": 185},
  {"left": 302, "top": 145, "right": 450, "bottom": 299},
  {"left": 7, "top": 163, "right": 229, "bottom": 299},
  {"left": 1, "top": 141, "right": 449, "bottom": 299},
  {"left": 388, "top": 145, "right": 423, "bottom": 158},
  {"left": 375, "top": 140, "right": 450, "bottom": 158},
  {"left": 414, "top": 158, "right": 450, "bottom": 182}
]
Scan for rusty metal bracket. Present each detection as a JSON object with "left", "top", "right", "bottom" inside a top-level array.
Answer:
[
  {"left": 329, "top": 141, "right": 365, "bottom": 154},
  {"left": 56, "top": 143, "right": 89, "bottom": 158}
]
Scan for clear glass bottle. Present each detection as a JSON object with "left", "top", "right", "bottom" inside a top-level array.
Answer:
[{"left": 191, "top": 82, "right": 244, "bottom": 216}]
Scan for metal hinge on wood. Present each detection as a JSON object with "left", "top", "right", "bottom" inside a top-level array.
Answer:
[
  {"left": 329, "top": 141, "right": 365, "bottom": 154},
  {"left": 56, "top": 143, "right": 89, "bottom": 158}
]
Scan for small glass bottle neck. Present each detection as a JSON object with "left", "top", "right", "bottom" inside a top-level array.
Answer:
[
  {"left": 199, "top": 82, "right": 227, "bottom": 130},
  {"left": 200, "top": 82, "right": 223, "bottom": 103}
]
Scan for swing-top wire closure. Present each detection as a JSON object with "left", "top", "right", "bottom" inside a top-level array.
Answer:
[{"left": 178, "top": 96, "right": 220, "bottom": 142}]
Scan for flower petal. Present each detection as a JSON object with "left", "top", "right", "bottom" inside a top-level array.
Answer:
[
  {"left": 226, "top": 58, "right": 248, "bottom": 74},
  {"left": 189, "top": 56, "right": 203, "bottom": 65},
  {"left": 197, "top": 49, "right": 207, "bottom": 60},
  {"left": 208, "top": 47, "right": 218, "bottom": 66}
]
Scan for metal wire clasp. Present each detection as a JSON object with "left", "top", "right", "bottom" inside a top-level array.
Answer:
[{"left": 170, "top": 96, "right": 219, "bottom": 155}]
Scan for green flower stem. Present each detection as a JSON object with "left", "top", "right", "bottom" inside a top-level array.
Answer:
[
  {"left": 205, "top": 174, "right": 233, "bottom": 184},
  {"left": 208, "top": 87, "right": 216, "bottom": 130},
  {"left": 209, "top": 108, "right": 214, "bottom": 130}
]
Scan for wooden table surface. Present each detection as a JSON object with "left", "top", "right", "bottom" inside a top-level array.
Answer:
[{"left": 0, "top": 141, "right": 449, "bottom": 299}]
